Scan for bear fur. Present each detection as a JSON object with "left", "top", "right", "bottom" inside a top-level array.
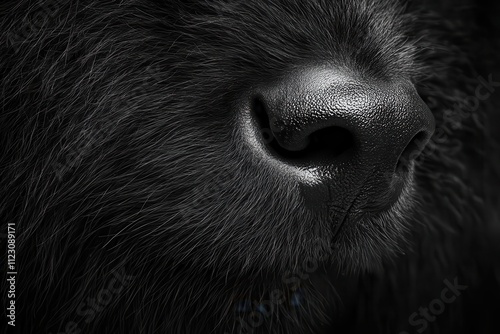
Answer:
[{"left": 1, "top": 0, "right": 499, "bottom": 333}]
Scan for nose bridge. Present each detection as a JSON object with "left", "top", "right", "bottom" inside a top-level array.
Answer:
[{"left": 267, "top": 76, "right": 430, "bottom": 159}]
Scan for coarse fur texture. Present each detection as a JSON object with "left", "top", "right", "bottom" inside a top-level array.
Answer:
[{"left": 0, "top": 0, "right": 499, "bottom": 333}]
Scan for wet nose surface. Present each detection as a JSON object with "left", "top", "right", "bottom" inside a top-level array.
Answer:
[
  {"left": 239, "top": 66, "right": 435, "bottom": 215},
  {"left": 250, "top": 68, "right": 434, "bottom": 174}
]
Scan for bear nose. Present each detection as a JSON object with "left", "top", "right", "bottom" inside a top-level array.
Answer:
[{"left": 250, "top": 67, "right": 435, "bottom": 173}]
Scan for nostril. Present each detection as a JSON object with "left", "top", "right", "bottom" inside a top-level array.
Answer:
[
  {"left": 251, "top": 95, "right": 355, "bottom": 161},
  {"left": 396, "top": 131, "right": 428, "bottom": 171},
  {"left": 308, "top": 126, "right": 354, "bottom": 157},
  {"left": 251, "top": 96, "right": 274, "bottom": 143},
  {"left": 251, "top": 96, "right": 266, "bottom": 116}
]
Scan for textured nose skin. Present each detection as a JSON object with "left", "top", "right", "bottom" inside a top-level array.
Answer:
[{"left": 256, "top": 68, "right": 435, "bottom": 174}]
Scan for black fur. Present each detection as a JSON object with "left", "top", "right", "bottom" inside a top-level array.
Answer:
[{"left": 1, "top": 0, "right": 499, "bottom": 333}]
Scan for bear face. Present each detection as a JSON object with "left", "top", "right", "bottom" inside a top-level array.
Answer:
[{"left": 1, "top": 0, "right": 499, "bottom": 333}]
